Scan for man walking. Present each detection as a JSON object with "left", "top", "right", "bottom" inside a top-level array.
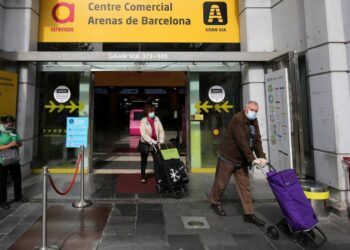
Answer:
[{"left": 209, "top": 101, "right": 267, "bottom": 226}]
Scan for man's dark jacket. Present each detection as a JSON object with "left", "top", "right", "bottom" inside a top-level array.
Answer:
[{"left": 219, "top": 111, "right": 265, "bottom": 166}]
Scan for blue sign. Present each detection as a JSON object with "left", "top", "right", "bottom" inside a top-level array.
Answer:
[{"left": 66, "top": 117, "right": 89, "bottom": 148}]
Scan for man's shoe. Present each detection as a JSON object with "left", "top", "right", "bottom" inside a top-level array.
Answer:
[
  {"left": 243, "top": 214, "right": 265, "bottom": 226},
  {"left": 14, "top": 197, "right": 28, "bottom": 203},
  {"left": 211, "top": 204, "right": 226, "bottom": 216},
  {"left": 0, "top": 202, "right": 10, "bottom": 210}
]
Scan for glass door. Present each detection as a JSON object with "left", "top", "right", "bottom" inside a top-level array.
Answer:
[
  {"left": 188, "top": 72, "right": 241, "bottom": 171},
  {"left": 34, "top": 70, "right": 91, "bottom": 171}
]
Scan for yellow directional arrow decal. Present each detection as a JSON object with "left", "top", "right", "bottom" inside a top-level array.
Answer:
[
  {"left": 195, "top": 101, "right": 202, "bottom": 113},
  {"left": 44, "top": 101, "right": 57, "bottom": 113},
  {"left": 221, "top": 101, "right": 234, "bottom": 113},
  {"left": 57, "top": 104, "right": 65, "bottom": 113},
  {"left": 214, "top": 104, "right": 222, "bottom": 113},
  {"left": 65, "top": 101, "right": 78, "bottom": 113},
  {"left": 65, "top": 101, "right": 85, "bottom": 113},
  {"left": 214, "top": 101, "right": 234, "bottom": 113},
  {"left": 201, "top": 101, "right": 213, "bottom": 113},
  {"left": 78, "top": 101, "right": 85, "bottom": 112},
  {"left": 45, "top": 101, "right": 85, "bottom": 114}
]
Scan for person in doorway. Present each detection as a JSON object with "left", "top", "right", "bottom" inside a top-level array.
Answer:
[
  {"left": 139, "top": 104, "right": 165, "bottom": 183},
  {"left": 0, "top": 116, "right": 28, "bottom": 209},
  {"left": 209, "top": 101, "right": 268, "bottom": 226}
]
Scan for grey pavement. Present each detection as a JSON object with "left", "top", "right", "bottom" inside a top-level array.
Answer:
[{"left": 0, "top": 171, "right": 349, "bottom": 249}]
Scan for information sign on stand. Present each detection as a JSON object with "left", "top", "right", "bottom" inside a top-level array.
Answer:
[
  {"left": 265, "top": 68, "right": 293, "bottom": 171},
  {"left": 66, "top": 117, "right": 89, "bottom": 148}
]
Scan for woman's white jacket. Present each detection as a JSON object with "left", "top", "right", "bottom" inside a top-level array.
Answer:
[{"left": 140, "top": 116, "right": 165, "bottom": 145}]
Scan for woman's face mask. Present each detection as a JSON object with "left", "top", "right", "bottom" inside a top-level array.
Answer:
[
  {"left": 148, "top": 112, "right": 155, "bottom": 119},
  {"left": 4, "top": 123, "right": 14, "bottom": 131}
]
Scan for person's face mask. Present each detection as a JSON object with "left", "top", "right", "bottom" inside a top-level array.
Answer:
[
  {"left": 4, "top": 123, "right": 14, "bottom": 131},
  {"left": 148, "top": 112, "right": 155, "bottom": 119},
  {"left": 245, "top": 109, "right": 257, "bottom": 120}
]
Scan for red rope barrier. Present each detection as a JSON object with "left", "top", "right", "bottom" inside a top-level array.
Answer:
[{"left": 49, "top": 154, "right": 82, "bottom": 195}]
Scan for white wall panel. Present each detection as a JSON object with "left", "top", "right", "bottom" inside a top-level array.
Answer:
[
  {"left": 309, "top": 72, "right": 350, "bottom": 154},
  {"left": 242, "top": 63, "right": 265, "bottom": 84},
  {"left": 309, "top": 74, "right": 336, "bottom": 152},
  {"left": 240, "top": 9, "right": 274, "bottom": 51},
  {"left": 324, "top": 0, "right": 345, "bottom": 42},
  {"left": 304, "top": 0, "right": 328, "bottom": 48},
  {"left": 308, "top": 44, "right": 347, "bottom": 75},
  {"left": 314, "top": 150, "right": 349, "bottom": 190},
  {"left": 331, "top": 73, "right": 350, "bottom": 153},
  {"left": 2, "top": 9, "right": 31, "bottom": 51},
  {"left": 239, "top": 0, "right": 272, "bottom": 13},
  {"left": 271, "top": 0, "right": 307, "bottom": 52},
  {"left": 342, "top": 0, "right": 350, "bottom": 41},
  {"left": 29, "top": 8, "right": 38, "bottom": 50}
]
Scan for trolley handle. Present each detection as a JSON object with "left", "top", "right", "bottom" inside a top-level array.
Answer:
[
  {"left": 252, "top": 162, "right": 276, "bottom": 178},
  {"left": 151, "top": 142, "right": 168, "bottom": 152}
]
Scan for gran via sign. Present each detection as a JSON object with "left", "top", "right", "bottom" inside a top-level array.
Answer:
[{"left": 39, "top": 0, "right": 240, "bottom": 43}]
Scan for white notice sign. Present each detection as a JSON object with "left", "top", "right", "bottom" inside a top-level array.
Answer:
[
  {"left": 265, "top": 68, "right": 293, "bottom": 171},
  {"left": 54, "top": 86, "right": 71, "bottom": 103}
]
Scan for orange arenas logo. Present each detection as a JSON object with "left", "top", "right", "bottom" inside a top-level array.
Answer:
[{"left": 52, "top": 2, "right": 75, "bottom": 24}]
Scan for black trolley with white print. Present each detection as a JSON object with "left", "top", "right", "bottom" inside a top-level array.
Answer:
[{"left": 153, "top": 144, "right": 188, "bottom": 198}]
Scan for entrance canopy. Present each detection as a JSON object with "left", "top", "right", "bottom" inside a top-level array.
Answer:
[{"left": 0, "top": 51, "right": 283, "bottom": 62}]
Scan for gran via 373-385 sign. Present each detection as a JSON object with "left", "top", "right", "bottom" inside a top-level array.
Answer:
[{"left": 39, "top": 0, "right": 240, "bottom": 43}]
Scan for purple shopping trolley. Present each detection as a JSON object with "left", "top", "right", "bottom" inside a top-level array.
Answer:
[{"left": 256, "top": 163, "right": 327, "bottom": 247}]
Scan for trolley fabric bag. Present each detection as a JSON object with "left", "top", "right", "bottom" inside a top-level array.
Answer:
[
  {"left": 267, "top": 169, "right": 318, "bottom": 232},
  {"left": 154, "top": 147, "right": 189, "bottom": 188}
]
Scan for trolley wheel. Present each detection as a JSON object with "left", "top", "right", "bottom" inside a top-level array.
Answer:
[
  {"left": 295, "top": 232, "right": 309, "bottom": 247},
  {"left": 266, "top": 226, "right": 280, "bottom": 240},
  {"left": 156, "top": 184, "right": 162, "bottom": 194},
  {"left": 277, "top": 218, "right": 290, "bottom": 234},
  {"left": 306, "top": 229, "right": 316, "bottom": 239}
]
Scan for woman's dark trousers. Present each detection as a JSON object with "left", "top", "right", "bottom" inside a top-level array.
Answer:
[{"left": 0, "top": 162, "right": 22, "bottom": 204}]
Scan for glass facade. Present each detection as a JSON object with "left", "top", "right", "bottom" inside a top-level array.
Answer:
[
  {"left": 189, "top": 72, "right": 241, "bottom": 169},
  {"left": 34, "top": 71, "right": 91, "bottom": 169}
]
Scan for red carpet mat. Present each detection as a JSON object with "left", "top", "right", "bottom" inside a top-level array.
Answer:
[
  {"left": 116, "top": 174, "right": 157, "bottom": 193},
  {"left": 112, "top": 147, "right": 138, "bottom": 153}
]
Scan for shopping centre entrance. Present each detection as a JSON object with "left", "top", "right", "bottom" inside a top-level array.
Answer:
[
  {"left": 92, "top": 71, "right": 187, "bottom": 173},
  {"left": 1, "top": 51, "right": 304, "bottom": 175}
]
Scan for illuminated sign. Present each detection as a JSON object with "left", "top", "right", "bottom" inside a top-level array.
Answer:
[{"left": 39, "top": 0, "right": 240, "bottom": 43}]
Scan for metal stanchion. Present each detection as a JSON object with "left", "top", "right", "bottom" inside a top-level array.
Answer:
[
  {"left": 72, "top": 146, "right": 92, "bottom": 208},
  {"left": 34, "top": 166, "right": 58, "bottom": 250}
]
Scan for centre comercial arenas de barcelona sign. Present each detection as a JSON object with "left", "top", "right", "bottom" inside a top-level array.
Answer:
[{"left": 39, "top": 0, "right": 240, "bottom": 43}]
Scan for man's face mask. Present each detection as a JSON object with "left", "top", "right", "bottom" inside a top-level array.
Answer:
[{"left": 245, "top": 107, "right": 258, "bottom": 120}]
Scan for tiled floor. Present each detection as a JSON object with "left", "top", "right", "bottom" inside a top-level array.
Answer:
[{"left": 0, "top": 172, "right": 349, "bottom": 249}]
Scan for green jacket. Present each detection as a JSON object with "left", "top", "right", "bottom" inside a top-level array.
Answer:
[
  {"left": 219, "top": 111, "right": 265, "bottom": 166},
  {"left": 0, "top": 124, "right": 21, "bottom": 146}
]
